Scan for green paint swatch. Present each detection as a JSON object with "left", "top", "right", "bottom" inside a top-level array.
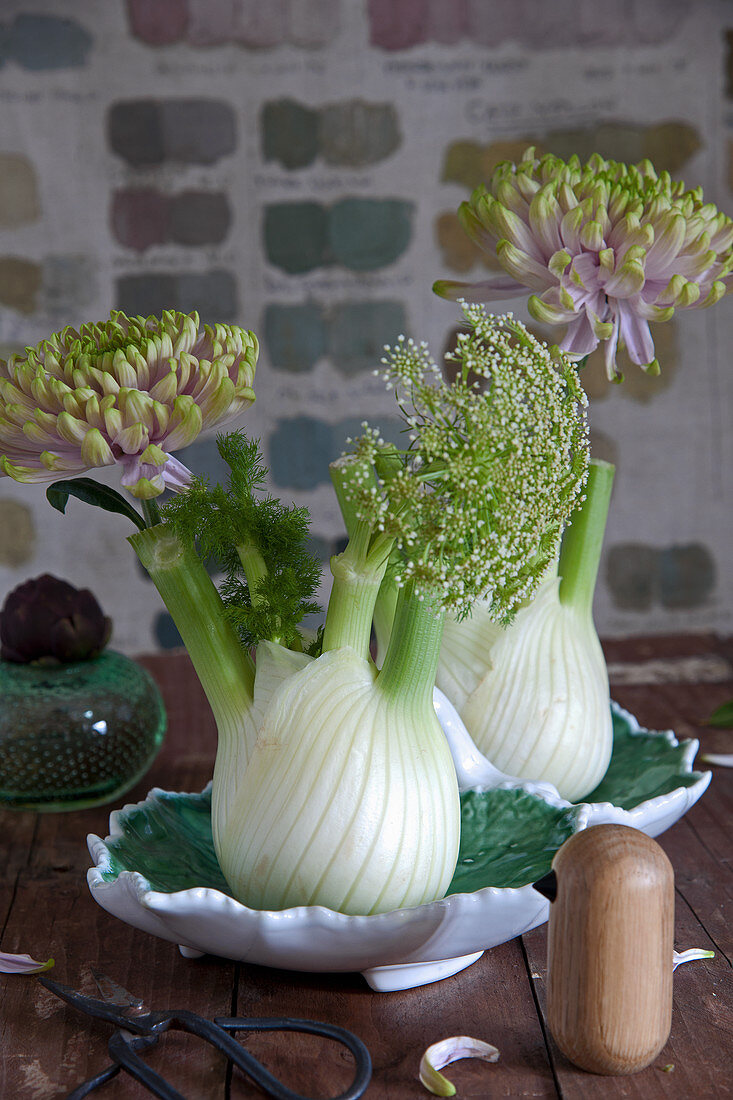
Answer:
[
  {"left": 263, "top": 202, "right": 329, "bottom": 274},
  {"left": 328, "top": 198, "right": 413, "bottom": 271},
  {"left": 264, "top": 200, "right": 414, "bottom": 273},
  {"left": 264, "top": 303, "right": 326, "bottom": 370},
  {"left": 262, "top": 99, "right": 319, "bottom": 170}
]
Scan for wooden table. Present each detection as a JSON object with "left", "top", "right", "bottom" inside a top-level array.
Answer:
[{"left": 1, "top": 635, "right": 732, "bottom": 1098}]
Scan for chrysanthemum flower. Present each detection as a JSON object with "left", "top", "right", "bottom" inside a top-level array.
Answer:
[
  {"left": 0, "top": 309, "right": 257, "bottom": 498},
  {"left": 434, "top": 148, "right": 733, "bottom": 379}
]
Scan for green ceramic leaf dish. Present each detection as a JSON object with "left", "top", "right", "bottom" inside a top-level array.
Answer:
[
  {"left": 87, "top": 701, "right": 710, "bottom": 991},
  {"left": 100, "top": 785, "right": 584, "bottom": 896},
  {"left": 98, "top": 701, "right": 709, "bottom": 897},
  {"left": 585, "top": 705, "right": 705, "bottom": 810}
]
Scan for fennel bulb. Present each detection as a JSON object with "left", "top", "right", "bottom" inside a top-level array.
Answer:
[
  {"left": 436, "top": 460, "right": 614, "bottom": 802},
  {"left": 133, "top": 306, "right": 589, "bottom": 916},
  {"left": 442, "top": 573, "right": 611, "bottom": 801},
  {"left": 219, "top": 644, "right": 460, "bottom": 915}
]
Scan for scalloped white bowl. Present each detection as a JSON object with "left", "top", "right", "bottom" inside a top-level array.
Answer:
[{"left": 87, "top": 697, "right": 710, "bottom": 991}]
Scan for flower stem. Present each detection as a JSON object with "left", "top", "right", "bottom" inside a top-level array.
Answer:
[
  {"left": 329, "top": 457, "right": 369, "bottom": 540},
  {"left": 329, "top": 451, "right": 401, "bottom": 664},
  {"left": 322, "top": 535, "right": 388, "bottom": 658},
  {"left": 129, "top": 525, "right": 255, "bottom": 725},
  {"left": 558, "top": 458, "right": 615, "bottom": 613},
  {"left": 325, "top": 457, "right": 394, "bottom": 658},
  {"left": 141, "top": 497, "right": 162, "bottom": 528},
  {"left": 373, "top": 569, "right": 399, "bottom": 666},
  {"left": 377, "top": 580, "right": 445, "bottom": 710}
]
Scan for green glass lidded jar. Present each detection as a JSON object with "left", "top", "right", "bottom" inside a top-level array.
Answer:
[{"left": 0, "top": 574, "right": 165, "bottom": 811}]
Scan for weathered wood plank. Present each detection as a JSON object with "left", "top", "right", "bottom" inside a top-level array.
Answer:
[
  {"left": 605, "top": 677, "right": 733, "bottom": 961},
  {"left": 233, "top": 942, "right": 559, "bottom": 1098},
  {"left": 0, "top": 650, "right": 229, "bottom": 1099},
  {"left": 3, "top": 642, "right": 732, "bottom": 1096},
  {"left": 520, "top": 649, "right": 733, "bottom": 1098},
  {"left": 0, "top": 889, "right": 237, "bottom": 1099},
  {"left": 0, "top": 810, "right": 37, "bottom": 936},
  {"left": 522, "top": 884, "right": 732, "bottom": 1099}
]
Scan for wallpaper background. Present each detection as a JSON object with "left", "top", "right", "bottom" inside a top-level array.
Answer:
[{"left": 0, "top": 0, "right": 731, "bottom": 655}]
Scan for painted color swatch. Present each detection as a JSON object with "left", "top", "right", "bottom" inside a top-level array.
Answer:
[
  {"left": 262, "top": 100, "right": 319, "bottom": 170},
  {"left": 263, "top": 202, "right": 329, "bottom": 275},
  {"left": 0, "top": 154, "right": 40, "bottom": 228},
  {"left": 435, "top": 212, "right": 497, "bottom": 274},
  {"left": 320, "top": 101, "right": 401, "bottom": 167},
  {"left": 328, "top": 301, "right": 407, "bottom": 375},
  {"left": 264, "top": 300, "right": 407, "bottom": 374},
  {"left": 116, "top": 271, "right": 237, "bottom": 321},
  {"left": 0, "top": 499, "right": 35, "bottom": 567},
  {"left": 264, "top": 200, "right": 414, "bottom": 273},
  {"left": 126, "top": 0, "right": 340, "bottom": 48},
  {"left": 0, "top": 258, "right": 42, "bottom": 314},
  {"left": 607, "top": 543, "right": 716, "bottom": 611},
  {"left": 329, "top": 199, "right": 413, "bottom": 271},
  {"left": 124, "top": 0, "right": 188, "bottom": 46},
  {"left": 43, "top": 255, "right": 97, "bottom": 316},
  {"left": 112, "top": 189, "right": 231, "bottom": 251},
  {"left": 368, "top": 0, "right": 689, "bottom": 50},
  {"left": 108, "top": 99, "right": 236, "bottom": 167},
  {"left": 0, "top": 14, "right": 92, "bottom": 69},
  {"left": 154, "top": 610, "right": 184, "bottom": 649},
  {"left": 442, "top": 124, "right": 701, "bottom": 192},
  {"left": 264, "top": 303, "right": 327, "bottom": 371},
  {"left": 262, "top": 98, "right": 401, "bottom": 169},
  {"left": 268, "top": 415, "right": 404, "bottom": 490}
]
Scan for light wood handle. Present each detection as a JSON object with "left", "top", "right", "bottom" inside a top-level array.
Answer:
[{"left": 546, "top": 824, "right": 674, "bottom": 1075}]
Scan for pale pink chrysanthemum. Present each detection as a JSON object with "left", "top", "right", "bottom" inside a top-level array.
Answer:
[
  {"left": 434, "top": 148, "right": 733, "bottom": 379},
  {"left": 0, "top": 309, "right": 257, "bottom": 498}
]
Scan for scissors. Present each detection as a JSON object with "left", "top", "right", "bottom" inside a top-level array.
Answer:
[{"left": 39, "top": 969, "right": 372, "bottom": 1100}]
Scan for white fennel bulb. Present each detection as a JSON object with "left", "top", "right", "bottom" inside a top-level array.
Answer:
[
  {"left": 446, "top": 574, "right": 611, "bottom": 801},
  {"left": 211, "top": 643, "right": 310, "bottom": 856},
  {"left": 436, "top": 459, "right": 615, "bottom": 803},
  {"left": 435, "top": 603, "right": 503, "bottom": 712},
  {"left": 218, "top": 644, "right": 460, "bottom": 915}
]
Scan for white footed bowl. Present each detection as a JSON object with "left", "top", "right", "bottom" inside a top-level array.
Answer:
[{"left": 87, "top": 699, "right": 710, "bottom": 991}]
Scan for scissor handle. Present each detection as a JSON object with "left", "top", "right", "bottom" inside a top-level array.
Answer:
[
  {"left": 107, "top": 1032, "right": 185, "bottom": 1100},
  {"left": 215, "top": 1015, "right": 372, "bottom": 1100},
  {"left": 65, "top": 1034, "right": 163, "bottom": 1100}
]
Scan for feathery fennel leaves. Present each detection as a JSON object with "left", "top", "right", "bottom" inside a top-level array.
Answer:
[{"left": 161, "top": 431, "right": 321, "bottom": 651}]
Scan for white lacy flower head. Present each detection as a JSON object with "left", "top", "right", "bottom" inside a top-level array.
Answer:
[
  {"left": 347, "top": 303, "right": 590, "bottom": 621},
  {"left": 0, "top": 309, "right": 258, "bottom": 498},
  {"left": 434, "top": 147, "right": 733, "bottom": 380}
]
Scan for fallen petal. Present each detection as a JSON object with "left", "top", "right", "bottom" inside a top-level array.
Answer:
[
  {"left": 419, "top": 1036, "right": 499, "bottom": 1096},
  {"left": 0, "top": 951, "right": 54, "bottom": 974},
  {"left": 673, "top": 948, "right": 715, "bottom": 970},
  {"left": 699, "top": 753, "right": 733, "bottom": 767}
]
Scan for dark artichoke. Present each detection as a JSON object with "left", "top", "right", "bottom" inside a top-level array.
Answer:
[{"left": 0, "top": 574, "right": 112, "bottom": 663}]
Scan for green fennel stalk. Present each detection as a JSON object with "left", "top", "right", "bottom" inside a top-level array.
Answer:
[{"left": 558, "top": 459, "right": 615, "bottom": 613}]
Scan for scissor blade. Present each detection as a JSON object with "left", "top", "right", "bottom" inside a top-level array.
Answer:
[
  {"left": 90, "top": 966, "right": 146, "bottom": 1012},
  {"left": 38, "top": 974, "right": 152, "bottom": 1031}
]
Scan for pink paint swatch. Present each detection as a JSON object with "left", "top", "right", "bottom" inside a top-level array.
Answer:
[
  {"left": 128, "top": 0, "right": 339, "bottom": 48},
  {"left": 125, "top": 0, "right": 188, "bottom": 45}
]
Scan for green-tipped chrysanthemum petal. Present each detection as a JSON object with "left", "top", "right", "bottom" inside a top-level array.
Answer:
[{"left": 0, "top": 310, "right": 258, "bottom": 498}]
